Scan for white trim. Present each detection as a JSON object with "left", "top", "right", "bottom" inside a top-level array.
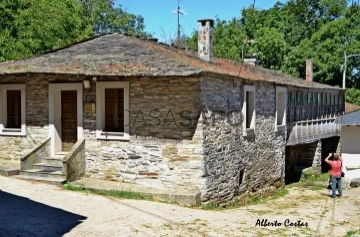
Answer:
[
  {"left": 275, "top": 86, "right": 287, "bottom": 131},
  {"left": 49, "top": 83, "right": 83, "bottom": 156},
  {"left": 242, "top": 85, "right": 255, "bottom": 136},
  {"left": 96, "top": 81, "right": 130, "bottom": 141},
  {"left": 0, "top": 84, "right": 26, "bottom": 136}
]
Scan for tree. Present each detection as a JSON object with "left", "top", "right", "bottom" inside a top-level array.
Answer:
[
  {"left": 250, "top": 27, "right": 287, "bottom": 70},
  {"left": 0, "top": 0, "right": 91, "bottom": 61},
  {"left": 0, "top": 0, "right": 151, "bottom": 62},
  {"left": 284, "top": 6, "right": 360, "bottom": 86},
  {"left": 345, "top": 88, "right": 360, "bottom": 105},
  {"left": 80, "top": 0, "right": 149, "bottom": 37}
]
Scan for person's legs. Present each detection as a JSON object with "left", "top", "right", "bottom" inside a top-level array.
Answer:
[
  {"left": 331, "top": 176, "right": 337, "bottom": 198},
  {"left": 337, "top": 177, "right": 342, "bottom": 196}
]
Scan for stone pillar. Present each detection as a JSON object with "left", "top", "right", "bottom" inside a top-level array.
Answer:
[
  {"left": 197, "top": 19, "right": 214, "bottom": 62},
  {"left": 312, "top": 140, "right": 322, "bottom": 173}
]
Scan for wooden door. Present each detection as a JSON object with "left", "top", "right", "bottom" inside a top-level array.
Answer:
[{"left": 61, "top": 91, "right": 77, "bottom": 151}]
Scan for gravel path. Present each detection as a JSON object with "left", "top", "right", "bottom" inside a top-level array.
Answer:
[{"left": 0, "top": 176, "right": 359, "bottom": 237}]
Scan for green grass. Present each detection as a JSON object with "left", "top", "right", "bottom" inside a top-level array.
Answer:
[
  {"left": 272, "top": 188, "right": 289, "bottom": 198},
  {"left": 63, "top": 183, "right": 153, "bottom": 200},
  {"left": 345, "top": 229, "right": 360, "bottom": 237},
  {"left": 63, "top": 183, "right": 86, "bottom": 191},
  {"left": 287, "top": 169, "right": 330, "bottom": 189}
]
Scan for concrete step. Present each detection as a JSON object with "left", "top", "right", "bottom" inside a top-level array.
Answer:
[
  {"left": 20, "top": 169, "right": 64, "bottom": 178},
  {"left": 42, "top": 158, "right": 63, "bottom": 166},
  {"left": 32, "top": 163, "right": 63, "bottom": 172},
  {"left": 15, "top": 175, "right": 67, "bottom": 185},
  {"left": 53, "top": 152, "right": 67, "bottom": 158}
]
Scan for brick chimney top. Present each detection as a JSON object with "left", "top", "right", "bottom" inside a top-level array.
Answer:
[{"left": 306, "top": 59, "right": 313, "bottom": 82}]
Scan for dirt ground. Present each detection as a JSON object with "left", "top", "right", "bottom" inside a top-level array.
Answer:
[{"left": 0, "top": 176, "right": 359, "bottom": 237}]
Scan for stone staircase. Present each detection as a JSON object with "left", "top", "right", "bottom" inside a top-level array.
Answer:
[{"left": 16, "top": 152, "right": 67, "bottom": 185}]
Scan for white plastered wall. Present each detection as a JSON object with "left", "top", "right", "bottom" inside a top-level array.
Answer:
[{"left": 341, "top": 126, "right": 360, "bottom": 179}]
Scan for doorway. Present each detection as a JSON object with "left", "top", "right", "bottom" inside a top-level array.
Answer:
[
  {"left": 61, "top": 91, "right": 77, "bottom": 151},
  {"left": 49, "top": 83, "right": 83, "bottom": 157}
]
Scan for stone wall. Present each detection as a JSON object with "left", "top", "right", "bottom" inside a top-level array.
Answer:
[
  {"left": 201, "top": 75, "right": 286, "bottom": 204},
  {"left": 285, "top": 141, "right": 319, "bottom": 183},
  {"left": 21, "top": 138, "right": 51, "bottom": 170},
  {"left": 63, "top": 138, "right": 86, "bottom": 181},
  {"left": 83, "top": 76, "right": 205, "bottom": 192}
]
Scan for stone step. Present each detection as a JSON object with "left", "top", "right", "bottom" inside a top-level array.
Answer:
[
  {"left": 15, "top": 175, "right": 67, "bottom": 185},
  {"left": 54, "top": 152, "right": 67, "bottom": 158},
  {"left": 42, "top": 158, "right": 63, "bottom": 166},
  {"left": 32, "top": 163, "right": 63, "bottom": 172},
  {"left": 20, "top": 169, "right": 64, "bottom": 178}
]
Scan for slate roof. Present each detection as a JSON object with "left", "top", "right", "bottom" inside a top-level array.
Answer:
[
  {"left": 336, "top": 109, "right": 360, "bottom": 125},
  {"left": 0, "top": 33, "right": 340, "bottom": 90}
]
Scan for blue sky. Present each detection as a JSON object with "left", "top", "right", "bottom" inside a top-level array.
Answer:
[{"left": 116, "top": 0, "right": 286, "bottom": 42}]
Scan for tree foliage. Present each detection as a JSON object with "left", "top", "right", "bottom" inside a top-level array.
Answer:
[
  {"left": 80, "top": 0, "right": 148, "bottom": 36},
  {"left": 345, "top": 87, "right": 360, "bottom": 105},
  {"left": 0, "top": 0, "right": 150, "bottom": 62}
]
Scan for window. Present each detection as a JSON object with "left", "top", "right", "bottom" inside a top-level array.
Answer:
[
  {"left": 105, "top": 89, "right": 124, "bottom": 132},
  {"left": 242, "top": 85, "right": 255, "bottom": 136},
  {"left": 276, "top": 87, "right": 286, "bottom": 131},
  {"left": 239, "top": 168, "right": 245, "bottom": 186},
  {"left": 96, "top": 82, "right": 129, "bottom": 140},
  {"left": 0, "top": 84, "right": 26, "bottom": 136}
]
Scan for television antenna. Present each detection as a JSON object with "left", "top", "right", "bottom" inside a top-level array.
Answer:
[{"left": 172, "top": 0, "right": 187, "bottom": 46}]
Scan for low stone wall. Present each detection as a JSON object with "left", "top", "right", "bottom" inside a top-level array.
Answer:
[
  {"left": 0, "top": 126, "right": 49, "bottom": 162},
  {"left": 63, "top": 138, "right": 86, "bottom": 181},
  {"left": 21, "top": 138, "right": 51, "bottom": 170}
]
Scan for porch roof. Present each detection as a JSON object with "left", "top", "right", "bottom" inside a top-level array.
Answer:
[
  {"left": 336, "top": 109, "right": 360, "bottom": 125},
  {"left": 0, "top": 33, "right": 339, "bottom": 90}
]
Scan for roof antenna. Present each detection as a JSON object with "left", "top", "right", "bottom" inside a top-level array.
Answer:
[{"left": 172, "top": 0, "right": 187, "bottom": 47}]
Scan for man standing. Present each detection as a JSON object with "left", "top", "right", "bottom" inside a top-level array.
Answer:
[{"left": 325, "top": 153, "right": 343, "bottom": 198}]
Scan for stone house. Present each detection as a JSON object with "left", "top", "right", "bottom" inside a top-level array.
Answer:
[{"left": 0, "top": 20, "right": 344, "bottom": 204}]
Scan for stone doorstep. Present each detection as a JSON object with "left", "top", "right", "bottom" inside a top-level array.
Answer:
[
  {"left": 0, "top": 169, "right": 20, "bottom": 177},
  {"left": 0, "top": 160, "right": 20, "bottom": 177},
  {"left": 72, "top": 178, "right": 201, "bottom": 206},
  {"left": 14, "top": 175, "right": 67, "bottom": 185}
]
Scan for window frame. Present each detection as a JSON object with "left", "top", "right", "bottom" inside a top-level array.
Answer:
[
  {"left": 275, "top": 86, "right": 286, "bottom": 132},
  {"left": 242, "top": 85, "right": 255, "bottom": 136},
  {"left": 96, "top": 81, "right": 130, "bottom": 141},
  {"left": 0, "top": 84, "right": 26, "bottom": 136}
]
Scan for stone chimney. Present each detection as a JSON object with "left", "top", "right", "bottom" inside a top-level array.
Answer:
[
  {"left": 306, "top": 59, "right": 313, "bottom": 82},
  {"left": 198, "top": 19, "right": 214, "bottom": 61}
]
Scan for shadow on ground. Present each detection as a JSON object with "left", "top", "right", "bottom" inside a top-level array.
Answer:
[{"left": 0, "top": 190, "right": 87, "bottom": 236}]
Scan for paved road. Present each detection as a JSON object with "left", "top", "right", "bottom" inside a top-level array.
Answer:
[{"left": 1, "top": 176, "right": 359, "bottom": 237}]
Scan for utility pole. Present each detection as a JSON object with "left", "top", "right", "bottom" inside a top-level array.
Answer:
[
  {"left": 342, "top": 51, "right": 360, "bottom": 89},
  {"left": 174, "top": 0, "right": 184, "bottom": 47}
]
